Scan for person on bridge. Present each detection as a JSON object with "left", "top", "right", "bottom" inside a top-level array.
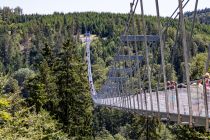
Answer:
[
  {"left": 197, "top": 79, "right": 203, "bottom": 88},
  {"left": 204, "top": 72, "right": 210, "bottom": 92},
  {"left": 191, "top": 79, "right": 203, "bottom": 87},
  {"left": 167, "top": 81, "right": 176, "bottom": 89},
  {"left": 171, "top": 81, "right": 176, "bottom": 89}
]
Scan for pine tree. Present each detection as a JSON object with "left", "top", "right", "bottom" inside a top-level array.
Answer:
[
  {"left": 39, "top": 44, "right": 58, "bottom": 113},
  {"left": 54, "top": 39, "right": 93, "bottom": 138},
  {"left": 26, "top": 44, "right": 57, "bottom": 113},
  {"left": 26, "top": 76, "right": 46, "bottom": 113}
]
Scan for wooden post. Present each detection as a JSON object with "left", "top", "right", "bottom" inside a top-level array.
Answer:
[
  {"left": 127, "top": 81, "right": 132, "bottom": 110},
  {"left": 119, "top": 80, "right": 123, "bottom": 108},
  {"left": 121, "top": 83, "right": 125, "bottom": 108},
  {"left": 122, "top": 82, "right": 127, "bottom": 109},
  {"left": 125, "top": 34, "right": 132, "bottom": 110},
  {"left": 109, "top": 87, "right": 112, "bottom": 106},
  {"left": 131, "top": 2, "right": 136, "bottom": 111},
  {"left": 206, "top": 44, "right": 210, "bottom": 72},
  {"left": 203, "top": 78, "right": 209, "bottom": 131},
  {"left": 140, "top": 90, "right": 144, "bottom": 111},
  {"left": 175, "top": 83, "right": 181, "bottom": 124},
  {"left": 178, "top": 0, "right": 193, "bottom": 127},
  {"left": 126, "top": 83, "right": 131, "bottom": 110},
  {"left": 135, "top": 3, "right": 144, "bottom": 114},
  {"left": 105, "top": 91, "right": 108, "bottom": 105},
  {"left": 136, "top": 92, "right": 140, "bottom": 110},
  {"left": 103, "top": 97, "right": 105, "bottom": 105},
  {"left": 110, "top": 84, "right": 113, "bottom": 106},
  {"left": 155, "top": 0, "right": 169, "bottom": 119},
  {"left": 196, "top": 80, "right": 200, "bottom": 116},
  {"left": 114, "top": 86, "right": 117, "bottom": 107},
  {"left": 156, "top": 86, "right": 160, "bottom": 120},
  {"left": 115, "top": 85, "right": 118, "bottom": 106},
  {"left": 140, "top": 0, "right": 153, "bottom": 111},
  {"left": 117, "top": 82, "right": 122, "bottom": 108},
  {"left": 108, "top": 88, "right": 112, "bottom": 106},
  {"left": 134, "top": 36, "right": 141, "bottom": 111},
  {"left": 189, "top": 0, "right": 198, "bottom": 58},
  {"left": 111, "top": 86, "right": 115, "bottom": 106},
  {"left": 144, "top": 90, "right": 148, "bottom": 114}
]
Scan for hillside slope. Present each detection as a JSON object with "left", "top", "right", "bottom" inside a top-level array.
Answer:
[{"left": 185, "top": 8, "right": 210, "bottom": 24}]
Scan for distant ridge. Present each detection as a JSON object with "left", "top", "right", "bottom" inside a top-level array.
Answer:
[{"left": 185, "top": 8, "right": 210, "bottom": 25}]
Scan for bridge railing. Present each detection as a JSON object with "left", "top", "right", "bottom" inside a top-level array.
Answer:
[{"left": 96, "top": 78, "right": 210, "bottom": 119}]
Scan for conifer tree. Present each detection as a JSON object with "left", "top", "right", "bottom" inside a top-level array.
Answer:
[
  {"left": 54, "top": 39, "right": 93, "bottom": 138},
  {"left": 26, "top": 45, "right": 57, "bottom": 113}
]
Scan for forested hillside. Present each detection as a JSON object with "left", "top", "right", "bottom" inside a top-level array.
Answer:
[
  {"left": 0, "top": 6, "right": 210, "bottom": 139},
  {"left": 185, "top": 8, "right": 210, "bottom": 25}
]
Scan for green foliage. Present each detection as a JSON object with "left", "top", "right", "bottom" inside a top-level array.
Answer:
[
  {"left": 113, "top": 133, "right": 126, "bottom": 140},
  {"left": 128, "top": 116, "right": 161, "bottom": 140},
  {"left": 169, "top": 125, "right": 209, "bottom": 140},
  {"left": 190, "top": 53, "right": 207, "bottom": 80},
  {"left": 54, "top": 39, "right": 93, "bottom": 138},
  {"left": 0, "top": 110, "right": 11, "bottom": 121},
  {"left": 0, "top": 6, "right": 210, "bottom": 139},
  {"left": 3, "top": 78, "right": 20, "bottom": 93},
  {"left": 0, "top": 75, "right": 68, "bottom": 139},
  {"left": 12, "top": 68, "right": 35, "bottom": 86},
  {"left": 25, "top": 45, "right": 57, "bottom": 113},
  {"left": 165, "top": 64, "right": 177, "bottom": 82},
  {"left": 0, "top": 98, "right": 10, "bottom": 108},
  {"left": 0, "top": 109, "right": 69, "bottom": 140},
  {"left": 0, "top": 73, "right": 7, "bottom": 92},
  {"left": 95, "top": 129, "right": 115, "bottom": 140},
  {"left": 158, "top": 124, "right": 175, "bottom": 140},
  {"left": 0, "top": 95, "right": 12, "bottom": 122},
  {"left": 94, "top": 107, "right": 177, "bottom": 140},
  {"left": 24, "top": 40, "right": 94, "bottom": 138},
  {"left": 93, "top": 106, "right": 133, "bottom": 136},
  {"left": 185, "top": 8, "right": 210, "bottom": 25},
  {"left": 26, "top": 76, "right": 47, "bottom": 113}
]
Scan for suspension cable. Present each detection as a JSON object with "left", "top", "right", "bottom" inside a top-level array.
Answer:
[
  {"left": 123, "top": 0, "right": 139, "bottom": 110},
  {"left": 123, "top": 0, "right": 139, "bottom": 35},
  {"left": 107, "top": 0, "right": 153, "bottom": 110},
  {"left": 125, "top": 2, "right": 135, "bottom": 110},
  {"left": 112, "top": 0, "right": 137, "bottom": 110},
  {"left": 178, "top": 0, "right": 193, "bottom": 127},
  {"left": 155, "top": 0, "right": 169, "bottom": 118},
  {"left": 131, "top": 12, "right": 136, "bottom": 111},
  {"left": 171, "top": 17, "right": 181, "bottom": 67},
  {"left": 190, "top": 0, "right": 198, "bottom": 40},
  {"left": 188, "top": 0, "right": 199, "bottom": 59},
  {"left": 161, "top": 0, "right": 190, "bottom": 34},
  {"left": 140, "top": 0, "right": 153, "bottom": 112},
  {"left": 134, "top": 18, "right": 142, "bottom": 111},
  {"left": 206, "top": 45, "right": 210, "bottom": 72},
  {"left": 127, "top": 36, "right": 133, "bottom": 110}
]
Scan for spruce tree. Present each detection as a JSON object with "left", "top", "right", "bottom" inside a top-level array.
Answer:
[
  {"left": 26, "top": 44, "right": 57, "bottom": 113},
  {"left": 54, "top": 39, "right": 93, "bottom": 138}
]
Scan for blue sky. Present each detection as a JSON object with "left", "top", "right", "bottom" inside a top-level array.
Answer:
[{"left": 1, "top": 0, "right": 209, "bottom": 17}]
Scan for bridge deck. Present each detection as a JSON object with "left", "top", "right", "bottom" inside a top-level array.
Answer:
[
  {"left": 95, "top": 86, "right": 210, "bottom": 127},
  {"left": 86, "top": 34, "right": 210, "bottom": 128}
]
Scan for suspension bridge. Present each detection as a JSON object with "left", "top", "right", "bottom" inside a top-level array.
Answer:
[{"left": 86, "top": 0, "right": 210, "bottom": 131}]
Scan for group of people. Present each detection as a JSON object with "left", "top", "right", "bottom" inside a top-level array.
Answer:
[
  {"left": 167, "top": 81, "right": 176, "bottom": 89},
  {"left": 204, "top": 73, "right": 210, "bottom": 90},
  {"left": 191, "top": 72, "right": 210, "bottom": 90},
  {"left": 166, "top": 72, "right": 210, "bottom": 90}
]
